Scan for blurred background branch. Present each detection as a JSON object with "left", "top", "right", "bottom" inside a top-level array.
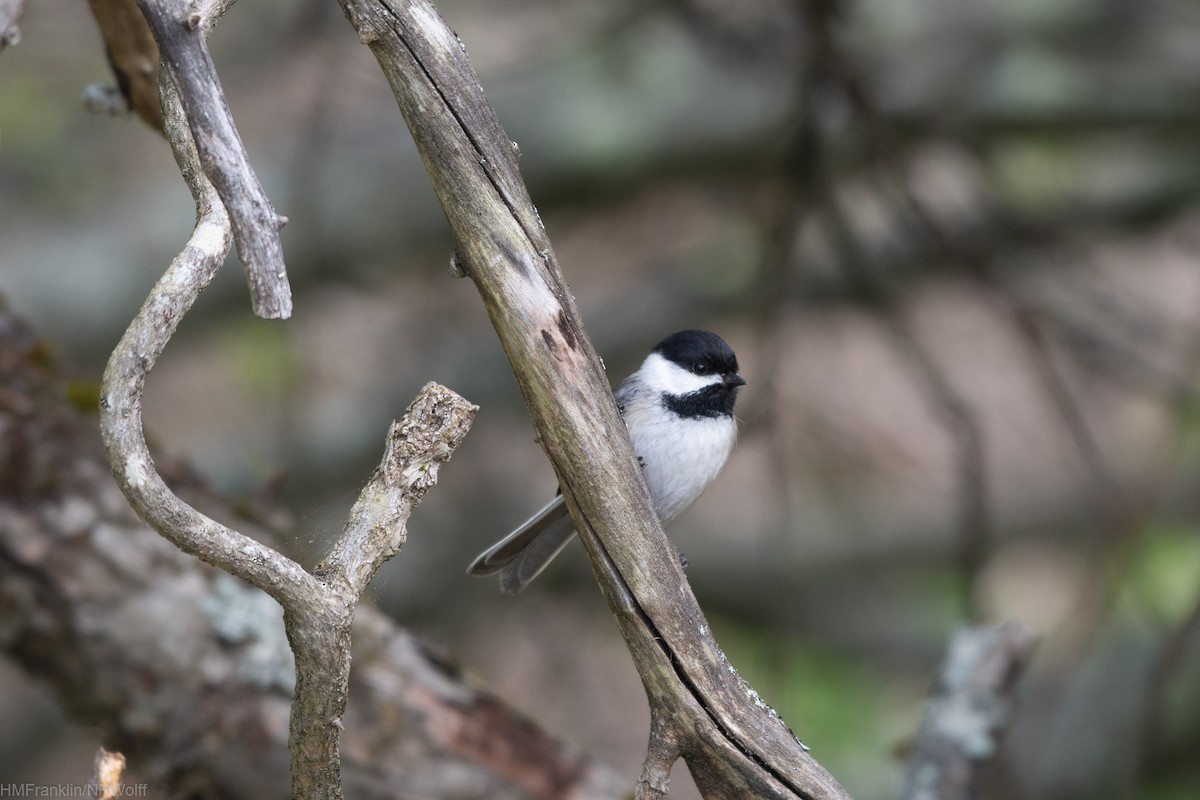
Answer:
[
  {"left": 0, "top": 0, "right": 23, "bottom": 50},
  {"left": 81, "top": 0, "right": 162, "bottom": 130},
  {"left": 900, "top": 622, "right": 1036, "bottom": 800}
]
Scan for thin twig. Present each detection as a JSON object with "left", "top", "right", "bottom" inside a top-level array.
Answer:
[
  {"left": 1004, "top": 298, "right": 1127, "bottom": 510},
  {"left": 319, "top": 394, "right": 476, "bottom": 598},
  {"left": 135, "top": 0, "right": 293, "bottom": 319}
]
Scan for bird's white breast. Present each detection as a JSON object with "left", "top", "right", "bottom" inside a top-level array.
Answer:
[{"left": 621, "top": 389, "right": 738, "bottom": 520}]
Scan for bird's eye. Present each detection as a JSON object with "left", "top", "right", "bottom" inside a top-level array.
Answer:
[{"left": 692, "top": 361, "right": 709, "bottom": 375}]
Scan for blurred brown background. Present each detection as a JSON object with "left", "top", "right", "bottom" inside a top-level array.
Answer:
[{"left": 3, "top": 0, "right": 1200, "bottom": 797}]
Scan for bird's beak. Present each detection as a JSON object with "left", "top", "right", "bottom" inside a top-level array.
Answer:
[{"left": 724, "top": 372, "right": 747, "bottom": 387}]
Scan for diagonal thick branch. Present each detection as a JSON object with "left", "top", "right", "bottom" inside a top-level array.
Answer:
[
  {"left": 334, "top": 0, "right": 852, "bottom": 796},
  {"left": 134, "top": 0, "right": 292, "bottom": 319},
  {"left": 99, "top": 58, "right": 477, "bottom": 800}
]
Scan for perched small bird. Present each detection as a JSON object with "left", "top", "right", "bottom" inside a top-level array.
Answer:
[{"left": 467, "top": 330, "right": 746, "bottom": 593}]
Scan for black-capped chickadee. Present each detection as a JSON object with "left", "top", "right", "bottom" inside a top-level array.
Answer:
[{"left": 468, "top": 330, "right": 746, "bottom": 593}]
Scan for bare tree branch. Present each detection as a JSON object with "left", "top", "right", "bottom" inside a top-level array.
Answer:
[
  {"left": 2, "top": 297, "right": 626, "bottom": 798},
  {"left": 333, "top": 0, "right": 852, "bottom": 796},
  {"left": 134, "top": 0, "right": 293, "bottom": 319},
  {"left": 900, "top": 622, "right": 1037, "bottom": 800},
  {"left": 286, "top": 384, "right": 476, "bottom": 800},
  {"left": 97, "top": 42, "right": 476, "bottom": 798},
  {"left": 99, "top": 71, "right": 317, "bottom": 614}
]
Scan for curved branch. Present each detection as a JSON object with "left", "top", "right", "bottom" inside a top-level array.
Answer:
[
  {"left": 98, "top": 64, "right": 476, "bottom": 799},
  {"left": 99, "top": 72, "right": 318, "bottom": 615},
  {"left": 335, "top": 0, "right": 852, "bottom": 796}
]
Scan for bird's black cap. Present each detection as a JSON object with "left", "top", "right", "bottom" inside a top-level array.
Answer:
[{"left": 653, "top": 330, "right": 740, "bottom": 378}]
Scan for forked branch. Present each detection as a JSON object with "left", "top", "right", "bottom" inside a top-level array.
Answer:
[{"left": 99, "top": 46, "right": 476, "bottom": 800}]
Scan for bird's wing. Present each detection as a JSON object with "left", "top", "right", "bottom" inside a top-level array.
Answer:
[{"left": 613, "top": 374, "right": 642, "bottom": 411}]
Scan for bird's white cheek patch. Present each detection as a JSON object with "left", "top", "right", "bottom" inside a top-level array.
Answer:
[{"left": 640, "top": 353, "right": 721, "bottom": 395}]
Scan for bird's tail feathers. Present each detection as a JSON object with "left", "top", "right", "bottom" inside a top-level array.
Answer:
[{"left": 466, "top": 495, "right": 577, "bottom": 593}]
